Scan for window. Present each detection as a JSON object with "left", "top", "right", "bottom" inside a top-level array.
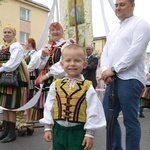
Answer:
[
  {"left": 20, "top": 7, "right": 30, "bottom": 21},
  {"left": 20, "top": 32, "right": 30, "bottom": 44},
  {"left": 92, "top": 43, "right": 95, "bottom": 50}
]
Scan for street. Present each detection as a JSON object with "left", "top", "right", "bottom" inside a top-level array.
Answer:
[{"left": 0, "top": 109, "right": 150, "bottom": 150}]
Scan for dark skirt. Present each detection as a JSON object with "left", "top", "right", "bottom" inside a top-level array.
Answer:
[{"left": 140, "top": 85, "right": 150, "bottom": 108}]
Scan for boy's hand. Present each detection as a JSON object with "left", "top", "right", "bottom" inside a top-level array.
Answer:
[
  {"left": 44, "top": 131, "right": 52, "bottom": 142},
  {"left": 82, "top": 136, "right": 93, "bottom": 150}
]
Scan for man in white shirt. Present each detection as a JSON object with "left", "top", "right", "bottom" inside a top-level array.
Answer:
[{"left": 100, "top": 0, "right": 150, "bottom": 149}]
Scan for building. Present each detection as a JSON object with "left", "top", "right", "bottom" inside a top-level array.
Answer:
[
  {"left": 93, "top": 36, "right": 106, "bottom": 59},
  {"left": 0, "top": 0, "right": 49, "bottom": 49}
]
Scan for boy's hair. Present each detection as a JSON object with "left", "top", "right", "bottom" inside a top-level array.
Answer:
[{"left": 62, "top": 44, "right": 87, "bottom": 59}]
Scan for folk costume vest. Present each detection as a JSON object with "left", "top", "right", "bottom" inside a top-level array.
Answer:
[{"left": 53, "top": 79, "right": 92, "bottom": 123}]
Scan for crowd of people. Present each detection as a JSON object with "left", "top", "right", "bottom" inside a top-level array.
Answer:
[{"left": 0, "top": 0, "right": 150, "bottom": 150}]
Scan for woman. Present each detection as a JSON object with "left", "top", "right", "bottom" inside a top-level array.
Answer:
[
  {"left": 23, "top": 38, "right": 37, "bottom": 122},
  {"left": 0, "top": 25, "right": 30, "bottom": 142},
  {"left": 28, "top": 22, "right": 74, "bottom": 121},
  {"left": 140, "top": 60, "right": 150, "bottom": 117}
]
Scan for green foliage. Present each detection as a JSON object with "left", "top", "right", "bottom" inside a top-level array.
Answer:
[
  {"left": 0, "top": 0, "right": 6, "bottom": 5},
  {"left": 93, "top": 49, "right": 101, "bottom": 59},
  {"left": 82, "top": 38, "right": 86, "bottom": 48}
]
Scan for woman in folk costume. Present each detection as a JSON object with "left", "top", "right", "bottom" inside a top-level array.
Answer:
[
  {"left": 28, "top": 22, "right": 74, "bottom": 121},
  {"left": 23, "top": 38, "right": 37, "bottom": 122},
  {"left": 0, "top": 25, "right": 30, "bottom": 143}
]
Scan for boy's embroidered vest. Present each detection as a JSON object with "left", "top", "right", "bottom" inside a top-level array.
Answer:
[{"left": 53, "top": 79, "right": 92, "bottom": 123}]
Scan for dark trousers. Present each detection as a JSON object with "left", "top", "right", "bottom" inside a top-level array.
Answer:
[{"left": 53, "top": 122, "right": 85, "bottom": 150}]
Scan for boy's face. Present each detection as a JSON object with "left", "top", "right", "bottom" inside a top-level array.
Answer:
[{"left": 60, "top": 48, "right": 88, "bottom": 79}]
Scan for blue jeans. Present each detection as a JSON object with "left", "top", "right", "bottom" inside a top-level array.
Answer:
[{"left": 103, "top": 77, "right": 144, "bottom": 150}]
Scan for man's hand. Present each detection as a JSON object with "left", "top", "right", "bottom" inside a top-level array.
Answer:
[
  {"left": 104, "top": 77, "right": 113, "bottom": 84},
  {"left": 101, "top": 69, "right": 115, "bottom": 84}
]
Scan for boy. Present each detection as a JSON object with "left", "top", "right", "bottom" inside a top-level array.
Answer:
[{"left": 40, "top": 44, "right": 106, "bottom": 150}]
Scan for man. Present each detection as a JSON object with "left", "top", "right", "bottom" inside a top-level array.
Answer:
[
  {"left": 100, "top": 0, "right": 150, "bottom": 150},
  {"left": 82, "top": 46, "right": 98, "bottom": 88}
]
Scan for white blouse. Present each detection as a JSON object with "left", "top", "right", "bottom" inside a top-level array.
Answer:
[
  {"left": 27, "top": 38, "right": 71, "bottom": 78},
  {"left": 0, "top": 42, "right": 24, "bottom": 73}
]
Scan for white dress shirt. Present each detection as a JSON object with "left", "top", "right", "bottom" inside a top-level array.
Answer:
[{"left": 101, "top": 16, "right": 150, "bottom": 85}]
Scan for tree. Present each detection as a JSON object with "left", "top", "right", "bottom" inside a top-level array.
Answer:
[{"left": 0, "top": 0, "right": 6, "bottom": 5}]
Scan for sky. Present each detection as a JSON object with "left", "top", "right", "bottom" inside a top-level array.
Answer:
[{"left": 34, "top": 0, "right": 150, "bottom": 37}]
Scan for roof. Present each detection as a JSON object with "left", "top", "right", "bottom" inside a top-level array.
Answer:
[
  {"left": 93, "top": 36, "right": 106, "bottom": 40},
  {"left": 19, "top": 0, "right": 50, "bottom": 12}
]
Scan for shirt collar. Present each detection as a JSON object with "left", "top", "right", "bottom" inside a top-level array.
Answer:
[
  {"left": 87, "top": 54, "right": 92, "bottom": 59},
  {"left": 64, "top": 74, "right": 84, "bottom": 81},
  {"left": 54, "top": 38, "right": 66, "bottom": 46},
  {"left": 120, "top": 15, "right": 135, "bottom": 24}
]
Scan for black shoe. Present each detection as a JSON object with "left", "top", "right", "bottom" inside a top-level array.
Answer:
[
  {"left": 1, "top": 122, "right": 16, "bottom": 143},
  {"left": 1, "top": 133, "right": 16, "bottom": 143},
  {"left": 0, "top": 120, "right": 9, "bottom": 140},
  {"left": 139, "top": 114, "right": 145, "bottom": 118}
]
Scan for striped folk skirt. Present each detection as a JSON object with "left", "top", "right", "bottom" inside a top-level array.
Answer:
[{"left": 0, "top": 60, "right": 30, "bottom": 109}]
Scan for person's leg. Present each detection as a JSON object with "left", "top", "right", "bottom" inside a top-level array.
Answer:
[
  {"left": 0, "top": 110, "right": 9, "bottom": 140},
  {"left": 1, "top": 111, "right": 16, "bottom": 143},
  {"left": 103, "top": 82, "right": 123, "bottom": 150},
  {"left": 139, "top": 106, "right": 144, "bottom": 118},
  {"left": 118, "top": 79, "right": 144, "bottom": 150},
  {"left": 53, "top": 122, "right": 66, "bottom": 150},
  {"left": 67, "top": 125, "right": 85, "bottom": 150},
  {"left": 3, "top": 110, "right": 9, "bottom": 121},
  {"left": 8, "top": 111, "right": 16, "bottom": 123}
]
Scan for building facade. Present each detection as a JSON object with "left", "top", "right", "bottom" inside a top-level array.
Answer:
[
  {"left": 0, "top": 0, "right": 49, "bottom": 49},
  {"left": 93, "top": 36, "right": 106, "bottom": 59}
]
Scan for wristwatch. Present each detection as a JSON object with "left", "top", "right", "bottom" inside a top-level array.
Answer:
[{"left": 111, "top": 67, "right": 117, "bottom": 74}]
